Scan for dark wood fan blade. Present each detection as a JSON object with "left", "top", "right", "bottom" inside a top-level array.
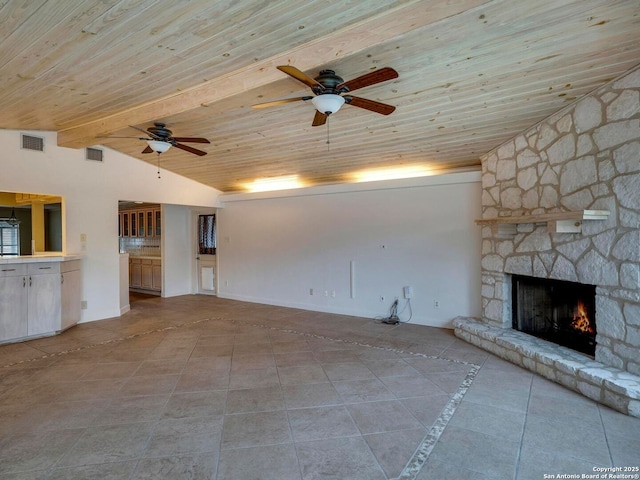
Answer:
[
  {"left": 312, "top": 110, "right": 327, "bottom": 127},
  {"left": 252, "top": 96, "right": 313, "bottom": 109},
  {"left": 337, "top": 67, "right": 398, "bottom": 93},
  {"left": 172, "top": 137, "right": 210, "bottom": 144},
  {"left": 96, "top": 136, "right": 150, "bottom": 140},
  {"left": 174, "top": 143, "right": 207, "bottom": 156},
  {"left": 141, "top": 145, "right": 153, "bottom": 154},
  {"left": 277, "top": 66, "right": 323, "bottom": 89},
  {"left": 345, "top": 96, "right": 396, "bottom": 115},
  {"left": 129, "top": 125, "right": 161, "bottom": 139}
]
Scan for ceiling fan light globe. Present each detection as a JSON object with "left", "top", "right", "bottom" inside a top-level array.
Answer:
[
  {"left": 147, "top": 140, "right": 171, "bottom": 153},
  {"left": 312, "top": 94, "right": 345, "bottom": 115}
]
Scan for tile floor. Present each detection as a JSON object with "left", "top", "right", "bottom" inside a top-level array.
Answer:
[{"left": 0, "top": 295, "right": 638, "bottom": 479}]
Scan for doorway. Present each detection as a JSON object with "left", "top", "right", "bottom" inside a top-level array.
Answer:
[{"left": 196, "top": 213, "right": 216, "bottom": 295}]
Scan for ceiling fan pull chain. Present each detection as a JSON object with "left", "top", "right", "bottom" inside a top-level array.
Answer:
[
  {"left": 326, "top": 116, "right": 331, "bottom": 152},
  {"left": 157, "top": 154, "right": 161, "bottom": 179}
]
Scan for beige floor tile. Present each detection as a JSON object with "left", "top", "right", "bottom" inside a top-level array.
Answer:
[
  {"left": 133, "top": 454, "right": 218, "bottom": 480},
  {"left": 221, "top": 410, "right": 291, "bottom": 449},
  {"left": 225, "top": 385, "right": 285, "bottom": 414},
  {"left": 0, "top": 295, "right": 634, "bottom": 480},
  {"left": 347, "top": 399, "right": 423, "bottom": 434},
  {"left": 296, "top": 436, "right": 386, "bottom": 480},
  {"left": 283, "top": 382, "right": 342, "bottom": 409},
  {"left": 144, "top": 416, "right": 223, "bottom": 456},
  {"left": 288, "top": 405, "right": 359, "bottom": 441},
  {"left": 364, "top": 428, "right": 427, "bottom": 479},
  {"left": 48, "top": 460, "right": 138, "bottom": 480},
  {"left": 217, "top": 443, "right": 301, "bottom": 480}
]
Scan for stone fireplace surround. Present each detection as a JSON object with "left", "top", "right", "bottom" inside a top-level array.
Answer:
[{"left": 454, "top": 65, "right": 640, "bottom": 417}]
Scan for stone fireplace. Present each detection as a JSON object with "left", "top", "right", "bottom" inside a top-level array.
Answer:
[
  {"left": 512, "top": 275, "right": 597, "bottom": 356},
  {"left": 454, "top": 65, "right": 640, "bottom": 416}
]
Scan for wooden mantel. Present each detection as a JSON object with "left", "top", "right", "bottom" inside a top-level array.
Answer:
[{"left": 475, "top": 210, "right": 610, "bottom": 235}]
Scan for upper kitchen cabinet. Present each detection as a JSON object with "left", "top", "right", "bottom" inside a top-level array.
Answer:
[{"left": 118, "top": 204, "right": 161, "bottom": 238}]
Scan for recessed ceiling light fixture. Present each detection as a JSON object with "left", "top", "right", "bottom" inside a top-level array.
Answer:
[
  {"left": 349, "top": 165, "right": 434, "bottom": 183},
  {"left": 244, "top": 175, "right": 305, "bottom": 193}
]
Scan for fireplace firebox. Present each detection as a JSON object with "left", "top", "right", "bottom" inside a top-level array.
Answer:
[{"left": 512, "top": 275, "right": 597, "bottom": 356}]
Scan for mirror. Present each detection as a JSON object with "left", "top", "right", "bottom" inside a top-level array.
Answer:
[{"left": 0, "top": 191, "right": 64, "bottom": 256}]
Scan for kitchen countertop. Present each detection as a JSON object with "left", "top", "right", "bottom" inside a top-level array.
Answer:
[{"left": 0, "top": 254, "right": 82, "bottom": 265}]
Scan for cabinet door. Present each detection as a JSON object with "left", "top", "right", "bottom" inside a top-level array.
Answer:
[
  {"left": 138, "top": 212, "right": 145, "bottom": 237},
  {"left": 146, "top": 211, "right": 154, "bottom": 237},
  {"left": 0, "top": 276, "right": 28, "bottom": 341},
  {"left": 123, "top": 213, "right": 129, "bottom": 237},
  {"left": 27, "top": 273, "right": 61, "bottom": 336},
  {"left": 152, "top": 261, "right": 162, "bottom": 291},
  {"left": 130, "top": 212, "right": 137, "bottom": 237},
  {"left": 141, "top": 262, "right": 153, "bottom": 289},
  {"left": 130, "top": 260, "right": 142, "bottom": 287},
  {"left": 155, "top": 209, "right": 161, "bottom": 236},
  {"left": 61, "top": 269, "right": 81, "bottom": 330}
]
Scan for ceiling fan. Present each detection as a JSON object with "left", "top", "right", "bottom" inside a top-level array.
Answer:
[
  {"left": 252, "top": 66, "right": 398, "bottom": 126},
  {"left": 100, "top": 123, "right": 210, "bottom": 156}
]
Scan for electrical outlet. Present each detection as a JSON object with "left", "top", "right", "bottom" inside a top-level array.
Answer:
[
  {"left": 433, "top": 300, "right": 440, "bottom": 308},
  {"left": 403, "top": 286, "right": 413, "bottom": 299},
  {"left": 309, "top": 288, "right": 314, "bottom": 296},
  {"left": 81, "top": 300, "right": 87, "bottom": 310},
  {"left": 380, "top": 295, "right": 385, "bottom": 302}
]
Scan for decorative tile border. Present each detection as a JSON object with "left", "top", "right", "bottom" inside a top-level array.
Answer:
[
  {"left": 395, "top": 365, "right": 480, "bottom": 480},
  {"left": 2, "top": 314, "right": 483, "bottom": 480},
  {"left": 236, "top": 319, "right": 481, "bottom": 480},
  {"left": 0, "top": 316, "right": 224, "bottom": 369}
]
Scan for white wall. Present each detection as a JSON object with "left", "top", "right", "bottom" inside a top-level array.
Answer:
[
  {"left": 0, "top": 129, "right": 222, "bottom": 322},
  {"left": 217, "top": 172, "right": 482, "bottom": 328},
  {"left": 163, "top": 204, "right": 196, "bottom": 297}
]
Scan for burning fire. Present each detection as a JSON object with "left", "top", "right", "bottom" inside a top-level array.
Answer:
[{"left": 571, "top": 301, "right": 595, "bottom": 334}]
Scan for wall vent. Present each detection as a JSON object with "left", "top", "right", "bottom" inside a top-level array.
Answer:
[
  {"left": 21, "top": 134, "right": 44, "bottom": 152},
  {"left": 86, "top": 147, "right": 104, "bottom": 162}
]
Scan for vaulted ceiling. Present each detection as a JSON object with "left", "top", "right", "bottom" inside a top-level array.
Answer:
[{"left": 2, "top": 1, "right": 639, "bottom": 192}]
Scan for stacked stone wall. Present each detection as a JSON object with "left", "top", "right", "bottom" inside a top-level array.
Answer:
[{"left": 479, "top": 66, "right": 640, "bottom": 375}]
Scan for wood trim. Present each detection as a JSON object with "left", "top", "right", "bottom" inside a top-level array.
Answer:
[
  {"left": 476, "top": 210, "right": 610, "bottom": 236},
  {"left": 475, "top": 210, "right": 610, "bottom": 225}
]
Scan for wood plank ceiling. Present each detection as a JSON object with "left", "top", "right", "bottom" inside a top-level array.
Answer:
[{"left": 1, "top": 0, "right": 639, "bottom": 193}]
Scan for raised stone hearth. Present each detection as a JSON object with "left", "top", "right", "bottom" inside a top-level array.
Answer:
[
  {"left": 454, "top": 317, "right": 640, "bottom": 417},
  {"left": 458, "top": 65, "right": 640, "bottom": 416}
]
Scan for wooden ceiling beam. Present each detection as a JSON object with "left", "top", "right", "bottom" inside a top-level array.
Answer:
[{"left": 57, "top": 0, "right": 487, "bottom": 148}]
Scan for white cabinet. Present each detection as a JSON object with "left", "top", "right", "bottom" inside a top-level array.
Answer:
[
  {"left": 0, "top": 259, "right": 81, "bottom": 343},
  {"left": 61, "top": 264, "right": 81, "bottom": 330},
  {"left": 27, "top": 263, "right": 61, "bottom": 336},
  {"left": 0, "top": 265, "right": 28, "bottom": 341}
]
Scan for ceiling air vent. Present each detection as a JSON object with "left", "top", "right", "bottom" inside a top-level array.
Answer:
[
  {"left": 21, "top": 134, "right": 44, "bottom": 152},
  {"left": 86, "top": 147, "right": 104, "bottom": 162}
]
